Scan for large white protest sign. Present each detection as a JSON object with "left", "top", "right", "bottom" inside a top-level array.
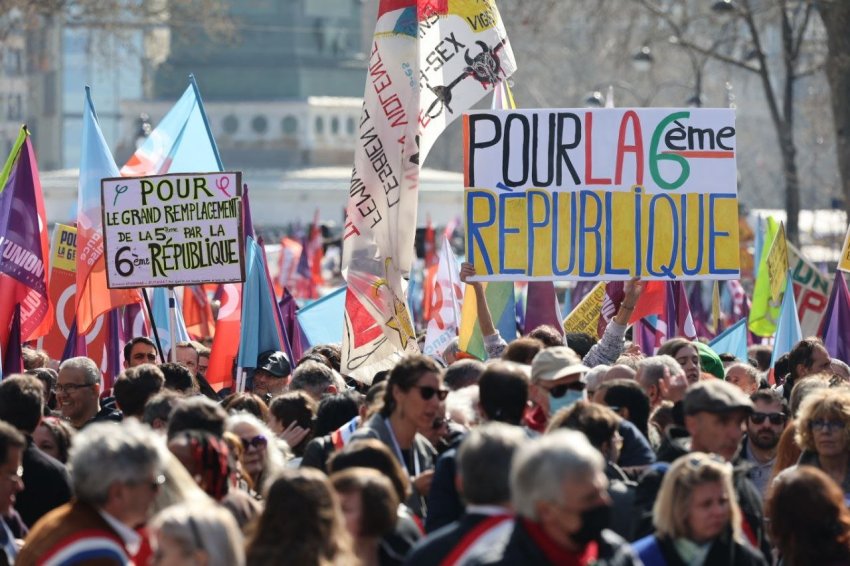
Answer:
[{"left": 101, "top": 172, "right": 245, "bottom": 288}]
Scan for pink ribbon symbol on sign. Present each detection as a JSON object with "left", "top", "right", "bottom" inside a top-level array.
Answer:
[{"left": 215, "top": 176, "right": 231, "bottom": 197}]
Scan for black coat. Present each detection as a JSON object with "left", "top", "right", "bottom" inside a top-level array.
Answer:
[
  {"left": 467, "top": 522, "right": 642, "bottom": 566},
  {"left": 16, "top": 438, "right": 72, "bottom": 528},
  {"left": 634, "top": 532, "right": 767, "bottom": 566},
  {"left": 405, "top": 512, "right": 511, "bottom": 566}
]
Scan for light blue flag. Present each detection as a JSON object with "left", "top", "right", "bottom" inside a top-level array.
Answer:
[
  {"left": 237, "top": 237, "right": 283, "bottom": 369},
  {"left": 120, "top": 75, "right": 222, "bottom": 175},
  {"left": 151, "top": 287, "right": 190, "bottom": 357},
  {"left": 753, "top": 215, "right": 764, "bottom": 280},
  {"left": 708, "top": 319, "right": 749, "bottom": 362},
  {"left": 770, "top": 272, "right": 802, "bottom": 368},
  {"left": 297, "top": 286, "right": 347, "bottom": 347}
]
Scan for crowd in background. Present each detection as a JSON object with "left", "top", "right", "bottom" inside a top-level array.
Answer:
[{"left": 1, "top": 274, "right": 850, "bottom": 565}]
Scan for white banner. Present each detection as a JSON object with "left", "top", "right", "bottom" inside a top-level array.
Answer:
[
  {"left": 341, "top": 1, "right": 516, "bottom": 380},
  {"left": 101, "top": 171, "right": 244, "bottom": 288}
]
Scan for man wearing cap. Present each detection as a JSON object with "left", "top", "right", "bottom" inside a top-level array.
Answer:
[
  {"left": 528, "top": 347, "right": 590, "bottom": 426},
  {"left": 634, "top": 380, "right": 768, "bottom": 554},
  {"left": 252, "top": 350, "right": 290, "bottom": 399},
  {"left": 527, "top": 347, "right": 655, "bottom": 468}
]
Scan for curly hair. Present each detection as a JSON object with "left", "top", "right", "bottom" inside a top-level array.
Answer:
[{"left": 795, "top": 387, "right": 850, "bottom": 453}]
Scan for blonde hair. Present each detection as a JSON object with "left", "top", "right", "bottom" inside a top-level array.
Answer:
[
  {"left": 653, "top": 452, "right": 742, "bottom": 542},
  {"left": 795, "top": 387, "right": 850, "bottom": 453},
  {"left": 151, "top": 501, "right": 244, "bottom": 566}
]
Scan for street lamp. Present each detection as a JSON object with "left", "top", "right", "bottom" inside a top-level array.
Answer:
[
  {"left": 632, "top": 45, "right": 654, "bottom": 72},
  {"left": 711, "top": 0, "right": 736, "bottom": 14},
  {"left": 135, "top": 112, "right": 152, "bottom": 149}
]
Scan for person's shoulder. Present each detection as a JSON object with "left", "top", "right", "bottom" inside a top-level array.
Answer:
[
  {"left": 24, "top": 442, "right": 68, "bottom": 474},
  {"left": 732, "top": 539, "right": 770, "bottom": 566}
]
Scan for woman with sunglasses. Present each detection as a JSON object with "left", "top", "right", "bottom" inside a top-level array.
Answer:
[
  {"left": 225, "top": 412, "right": 287, "bottom": 497},
  {"left": 633, "top": 452, "right": 767, "bottom": 566},
  {"left": 776, "top": 387, "right": 850, "bottom": 500},
  {"left": 350, "top": 355, "right": 447, "bottom": 517}
]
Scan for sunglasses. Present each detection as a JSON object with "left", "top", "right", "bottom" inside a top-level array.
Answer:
[
  {"left": 549, "top": 381, "right": 585, "bottom": 399},
  {"left": 750, "top": 412, "right": 786, "bottom": 426},
  {"left": 810, "top": 419, "right": 844, "bottom": 433},
  {"left": 240, "top": 435, "right": 268, "bottom": 450},
  {"left": 413, "top": 385, "right": 449, "bottom": 401}
]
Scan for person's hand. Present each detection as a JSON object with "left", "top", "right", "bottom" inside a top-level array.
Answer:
[
  {"left": 624, "top": 342, "right": 643, "bottom": 357},
  {"left": 460, "top": 262, "right": 482, "bottom": 286},
  {"left": 622, "top": 277, "right": 645, "bottom": 308},
  {"left": 279, "top": 421, "right": 311, "bottom": 448},
  {"left": 411, "top": 469, "right": 435, "bottom": 496}
]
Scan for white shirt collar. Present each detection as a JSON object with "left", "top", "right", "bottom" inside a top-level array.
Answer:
[
  {"left": 98, "top": 509, "right": 142, "bottom": 557},
  {"left": 465, "top": 504, "right": 511, "bottom": 516}
]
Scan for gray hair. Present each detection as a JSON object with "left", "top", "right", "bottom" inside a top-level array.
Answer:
[
  {"left": 151, "top": 502, "right": 245, "bottom": 566},
  {"left": 725, "top": 363, "right": 758, "bottom": 384},
  {"left": 458, "top": 422, "right": 526, "bottom": 505},
  {"left": 637, "top": 355, "right": 679, "bottom": 388},
  {"left": 70, "top": 421, "right": 164, "bottom": 506},
  {"left": 511, "top": 430, "right": 604, "bottom": 520},
  {"left": 59, "top": 356, "right": 101, "bottom": 386},
  {"left": 290, "top": 361, "right": 346, "bottom": 398},
  {"left": 446, "top": 386, "right": 479, "bottom": 428},
  {"left": 585, "top": 365, "right": 610, "bottom": 394},
  {"left": 225, "top": 412, "right": 289, "bottom": 492}
]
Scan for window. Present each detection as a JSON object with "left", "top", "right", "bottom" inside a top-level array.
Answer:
[
  {"left": 282, "top": 115, "right": 298, "bottom": 134},
  {"left": 251, "top": 115, "right": 268, "bottom": 134},
  {"left": 222, "top": 115, "right": 239, "bottom": 134},
  {"left": 315, "top": 116, "right": 324, "bottom": 135}
]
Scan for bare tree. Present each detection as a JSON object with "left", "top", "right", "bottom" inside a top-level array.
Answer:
[{"left": 817, "top": 1, "right": 850, "bottom": 224}]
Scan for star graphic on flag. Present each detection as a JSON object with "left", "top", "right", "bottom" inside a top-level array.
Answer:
[{"left": 385, "top": 295, "right": 415, "bottom": 349}]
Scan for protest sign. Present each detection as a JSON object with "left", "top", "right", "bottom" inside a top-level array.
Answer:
[
  {"left": 788, "top": 243, "right": 830, "bottom": 338},
  {"left": 37, "top": 224, "right": 106, "bottom": 363},
  {"left": 765, "top": 222, "right": 788, "bottom": 302},
  {"left": 101, "top": 172, "right": 245, "bottom": 288},
  {"left": 463, "top": 108, "right": 740, "bottom": 281},
  {"left": 564, "top": 281, "right": 606, "bottom": 336},
  {"left": 840, "top": 225, "right": 850, "bottom": 273}
]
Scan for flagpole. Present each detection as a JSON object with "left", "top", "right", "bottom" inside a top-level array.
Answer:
[
  {"left": 168, "top": 287, "right": 177, "bottom": 362},
  {"left": 445, "top": 238, "right": 461, "bottom": 327},
  {"left": 142, "top": 289, "right": 165, "bottom": 362}
]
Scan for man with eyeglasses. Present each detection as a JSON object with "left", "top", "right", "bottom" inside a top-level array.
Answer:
[
  {"left": 56, "top": 357, "right": 122, "bottom": 429},
  {"left": 19, "top": 421, "right": 165, "bottom": 566},
  {"left": 741, "top": 390, "right": 788, "bottom": 497}
]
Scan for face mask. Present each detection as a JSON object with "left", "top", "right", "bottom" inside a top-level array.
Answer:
[
  {"left": 549, "top": 389, "right": 584, "bottom": 416},
  {"left": 571, "top": 503, "right": 611, "bottom": 545}
]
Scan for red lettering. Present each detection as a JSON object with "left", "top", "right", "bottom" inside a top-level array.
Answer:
[
  {"left": 615, "top": 111, "right": 644, "bottom": 185},
  {"left": 584, "top": 112, "right": 611, "bottom": 185}
]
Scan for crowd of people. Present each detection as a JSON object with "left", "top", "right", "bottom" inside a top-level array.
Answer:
[{"left": 2, "top": 273, "right": 850, "bottom": 565}]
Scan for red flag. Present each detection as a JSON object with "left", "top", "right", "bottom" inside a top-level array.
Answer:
[
  {"left": 183, "top": 285, "right": 215, "bottom": 340},
  {"left": 207, "top": 283, "right": 241, "bottom": 391},
  {"left": 629, "top": 281, "right": 667, "bottom": 323},
  {"left": 308, "top": 210, "right": 325, "bottom": 289},
  {"left": 424, "top": 215, "right": 437, "bottom": 268}
]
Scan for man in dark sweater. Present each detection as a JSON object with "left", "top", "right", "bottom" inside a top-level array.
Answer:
[{"left": 0, "top": 374, "right": 72, "bottom": 527}]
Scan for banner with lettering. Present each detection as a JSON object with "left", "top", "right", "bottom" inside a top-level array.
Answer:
[
  {"left": 341, "top": 0, "right": 516, "bottom": 381},
  {"left": 101, "top": 172, "right": 245, "bottom": 288},
  {"left": 37, "top": 224, "right": 107, "bottom": 364},
  {"left": 464, "top": 108, "right": 740, "bottom": 281},
  {"left": 787, "top": 243, "right": 831, "bottom": 338}
]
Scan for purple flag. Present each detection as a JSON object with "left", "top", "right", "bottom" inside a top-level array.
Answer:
[
  {"left": 279, "top": 288, "right": 309, "bottom": 362},
  {"left": 665, "top": 281, "right": 697, "bottom": 340},
  {"left": 104, "top": 308, "right": 123, "bottom": 390},
  {"left": 571, "top": 281, "right": 597, "bottom": 310},
  {"left": 822, "top": 272, "right": 850, "bottom": 364},
  {"left": 688, "top": 282, "right": 714, "bottom": 339},
  {"left": 2, "top": 305, "right": 23, "bottom": 377},
  {"left": 61, "top": 317, "right": 87, "bottom": 362},
  {"left": 523, "top": 281, "right": 564, "bottom": 337}
]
